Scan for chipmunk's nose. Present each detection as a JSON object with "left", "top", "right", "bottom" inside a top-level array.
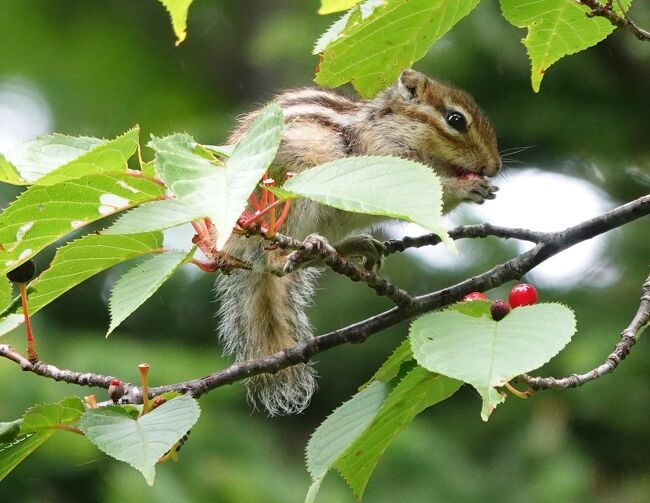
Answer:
[{"left": 481, "top": 158, "right": 501, "bottom": 177}]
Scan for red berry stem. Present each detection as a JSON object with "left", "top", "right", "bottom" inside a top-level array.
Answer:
[
  {"left": 139, "top": 363, "right": 150, "bottom": 415},
  {"left": 18, "top": 282, "right": 37, "bottom": 362},
  {"left": 274, "top": 200, "right": 292, "bottom": 232},
  {"left": 240, "top": 199, "right": 284, "bottom": 230}
]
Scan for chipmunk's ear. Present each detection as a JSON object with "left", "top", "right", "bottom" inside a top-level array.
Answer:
[{"left": 397, "top": 69, "right": 427, "bottom": 100}]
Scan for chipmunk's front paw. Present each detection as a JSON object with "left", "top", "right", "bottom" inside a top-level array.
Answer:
[
  {"left": 444, "top": 175, "right": 498, "bottom": 207},
  {"left": 283, "top": 234, "right": 336, "bottom": 274}
]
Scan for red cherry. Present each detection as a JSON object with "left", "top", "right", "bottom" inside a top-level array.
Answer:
[
  {"left": 509, "top": 283, "right": 538, "bottom": 308},
  {"left": 490, "top": 299, "right": 511, "bottom": 321},
  {"left": 463, "top": 292, "right": 489, "bottom": 302}
]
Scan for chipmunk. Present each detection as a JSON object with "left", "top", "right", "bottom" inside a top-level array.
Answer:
[{"left": 216, "top": 69, "right": 501, "bottom": 415}]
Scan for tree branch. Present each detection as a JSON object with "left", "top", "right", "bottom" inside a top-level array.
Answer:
[
  {"left": 519, "top": 272, "right": 650, "bottom": 390},
  {"left": 1, "top": 194, "right": 648, "bottom": 403},
  {"left": 578, "top": 0, "right": 650, "bottom": 42}
]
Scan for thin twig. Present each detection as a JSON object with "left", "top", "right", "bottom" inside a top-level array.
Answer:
[
  {"left": 519, "top": 272, "right": 650, "bottom": 390},
  {"left": 268, "top": 231, "right": 413, "bottom": 306},
  {"left": 577, "top": 0, "right": 650, "bottom": 41}
]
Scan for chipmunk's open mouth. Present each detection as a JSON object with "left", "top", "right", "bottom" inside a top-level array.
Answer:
[{"left": 449, "top": 163, "right": 480, "bottom": 179}]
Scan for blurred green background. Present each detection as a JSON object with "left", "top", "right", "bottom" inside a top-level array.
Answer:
[{"left": 0, "top": 1, "right": 649, "bottom": 501}]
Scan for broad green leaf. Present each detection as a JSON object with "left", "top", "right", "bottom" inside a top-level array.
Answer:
[
  {"left": 410, "top": 303, "right": 576, "bottom": 420},
  {"left": 107, "top": 249, "right": 193, "bottom": 336},
  {"left": 158, "top": 0, "right": 194, "bottom": 45},
  {"left": 0, "top": 420, "right": 22, "bottom": 443},
  {"left": 314, "top": 0, "right": 481, "bottom": 97},
  {"left": 500, "top": 0, "right": 632, "bottom": 92},
  {"left": 0, "top": 128, "right": 139, "bottom": 185},
  {"left": 103, "top": 198, "right": 201, "bottom": 235},
  {"left": 0, "top": 432, "right": 54, "bottom": 481},
  {"left": 282, "top": 156, "right": 455, "bottom": 253},
  {"left": 79, "top": 395, "right": 200, "bottom": 485},
  {"left": 319, "top": 0, "right": 362, "bottom": 15},
  {"left": 306, "top": 367, "right": 461, "bottom": 501},
  {"left": 0, "top": 233, "right": 163, "bottom": 337},
  {"left": 335, "top": 368, "right": 461, "bottom": 499},
  {"left": 20, "top": 397, "right": 85, "bottom": 434},
  {"left": 0, "top": 276, "right": 11, "bottom": 313},
  {"left": 151, "top": 103, "right": 284, "bottom": 250},
  {"left": 314, "top": 0, "right": 384, "bottom": 56},
  {"left": 0, "top": 173, "right": 164, "bottom": 275},
  {"left": 307, "top": 381, "right": 388, "bottom": 480}
]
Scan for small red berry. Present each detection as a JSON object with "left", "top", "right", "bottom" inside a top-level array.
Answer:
[
  {"left": 463, "top": 292, "right": 489, "bottom": 302},
  {"left": 491, "top": 299, "right": 511, "bottom": 321},
  {"left": 108, "top": 378, "right": 125, "bottom": 404},
  {"left": 509, "top": 283, "right": 538, "bottom": 308}
]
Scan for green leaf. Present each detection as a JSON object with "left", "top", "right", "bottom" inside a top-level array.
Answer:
[
  {"left": 0, "top": 420, "right": 22, "bottom": 443},
  {"left": 0, "top": 233, "right": 163, "bottom": 337},
  {"left": 410, "top": 303, "right": 577, "bottom": 420},
  {"left": 0, "top": 128, "right": 139, "bottom": 185},
  {"left": 306, "top": 367, "right": 461, "bottom": 501},
  {"left": 314, "top": 0, "right": 481, "bottom": 97},
  {"left": 107, "top": 249, "right": 193, "bottom": 336},
  {"left": 204, "top": 144, "right": 236, "bottom": 158},
  {"left": 334, "top": 367, "right": 461, "bottom": 498},
  {"left": 0, "top": 173, "right": 164, "bottom": 275},
  {"left": 21, "top": 397, "right": 85, "bottom": 434},
  {"left": 282, "top": 156, "right": 455, "bottom": 253},
  {"left": 319, "top": 0, "right": 362, "bottom": 15},
  {"left": 151, "top": 103, "right": 284, "bottom": 250},
  {"left": 158, "top": 0, "right": 193, "bottom": 45},
  {"left": 79, "top": 395, "right": 200, "bottom": 485},
  {"left": 0, "top": 432, "right": 54, "bottom": 481},
  {"left": 0, "top": 153, "right": 26, "bottom": 184},
  {"left": 499, "top": 0, "right": 632, "bottom": 92},
  {"left": 103, "top": 198, "right": 201, "bottom": 235},
  {"left": 0, "top": 276, "right": 11, "bottom": 313},
  {"left": 307, "top": 381, "right": 388, "bottom": 481}
]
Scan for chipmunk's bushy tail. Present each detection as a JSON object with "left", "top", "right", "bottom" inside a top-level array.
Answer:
[{"left": 216, "top": 258, "right": 319, "bottom": 415}]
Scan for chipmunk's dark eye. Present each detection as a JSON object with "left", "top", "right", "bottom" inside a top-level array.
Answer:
[{"left": 445, "top": 111, "right": 468, "bottom": 133}]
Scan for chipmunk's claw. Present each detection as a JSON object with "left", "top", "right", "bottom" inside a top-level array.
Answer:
[
  {"left": 283, "top": 234, "right": 335, "bottom": 274},
  {"left": 335, "top": 234, "right": 386, "bottom": 271}
]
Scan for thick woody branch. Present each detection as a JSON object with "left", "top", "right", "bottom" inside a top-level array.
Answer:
[
  {"left": 1, "top": 194, "right": 648, "bottom": 402},
  {"left": 577, "top": 0, "right": 650, "bottom": 41},
  {"left": 519, "top": 273, "right": 650, "bottom": 390}
]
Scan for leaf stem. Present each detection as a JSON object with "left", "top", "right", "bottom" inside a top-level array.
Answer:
[
  {"left": 503, "top": 381, "right": 533, "bottom": 399},
  {"left": 18, "top": 282, "right": 37, "bottom": 362}
]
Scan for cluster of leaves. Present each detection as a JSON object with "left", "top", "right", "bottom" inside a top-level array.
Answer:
[
  {"left": 0, "top": 103, "right": 452, "bottom": 339},
  {"left": 0, "top": 394, "right": 200, "bottom": 485},
  {"left": 315, "top": 0, "right": 633, "bottom": 94},
  {"left": 0, "top": 92, "right": 580, "bottom": 496},
  {"left": 1, "top": 0, "right": 616, "bottom": 495},
  {"left": 0, "top": 99, "right": 457, "bottom": 486},
  {"left": 305, "top": 300, "right": 576, "bottom": 501},
  {"left": 157, "top": 0, "right": 634, "bottom": 93}
]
